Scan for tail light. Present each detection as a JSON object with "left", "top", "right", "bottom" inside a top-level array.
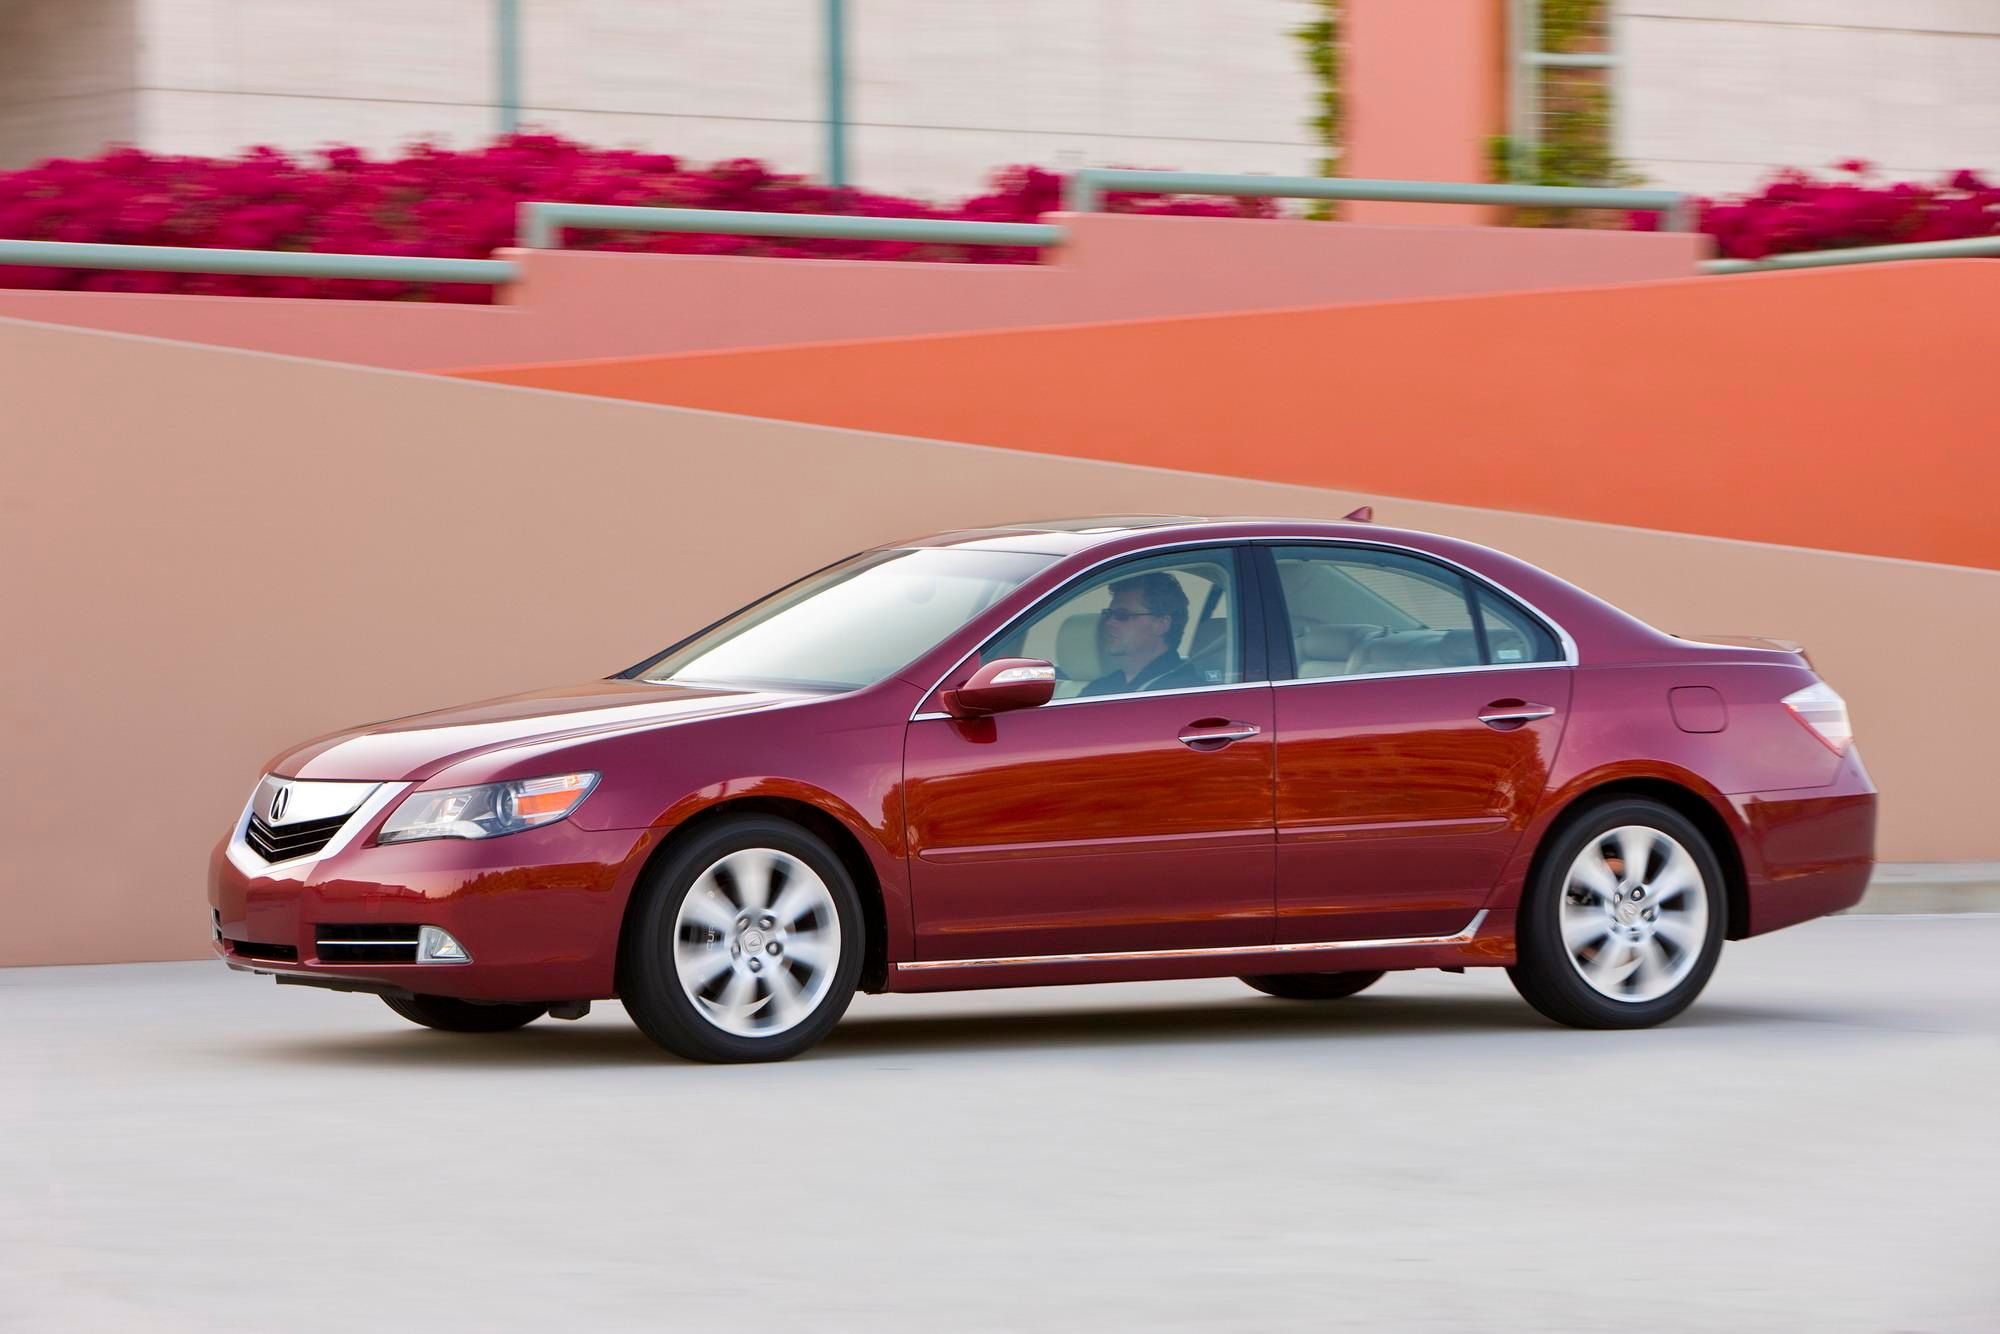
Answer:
[{"left": 1782, "top": 682, "right": 1853, "bottom": 753}]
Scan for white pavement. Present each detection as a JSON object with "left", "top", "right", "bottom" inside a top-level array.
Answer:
[{"left": 4, "top": 918, "right": 1997, "bottom": 1333}]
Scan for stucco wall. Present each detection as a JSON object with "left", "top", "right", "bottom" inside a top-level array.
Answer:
[
  {"left": 119, "top": 0, "right": 1320, "bottom": 196},
  {"left": 0, "top": 0, "right": 137, "bottom": 169},
  {"left": 1, "top": 314, "right": 1991, "bottom": 966},
  {"left": 0, "top": 214, "right": 1704, "bottom": 371},
  {"left": 453, "top": 259, "right": 1998, "bottom": 572},
  {"left": 1619, "top": 1, "right": 2000, "bottom": 193}
]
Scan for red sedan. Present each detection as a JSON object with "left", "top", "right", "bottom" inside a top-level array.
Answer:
[{"left": 210, "top": 517, "right": 1876, "bottom": 1061}]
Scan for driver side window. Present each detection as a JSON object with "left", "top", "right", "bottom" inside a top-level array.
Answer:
[{"left": 985, "top": 549, "right": 1244, "bottom": 699}]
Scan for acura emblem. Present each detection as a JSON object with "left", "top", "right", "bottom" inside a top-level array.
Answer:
[{"left": 270, "top": 785, "right": 290, "bottom": 822}]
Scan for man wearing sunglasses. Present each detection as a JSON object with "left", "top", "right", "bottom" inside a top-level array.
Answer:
[{"left": 1080, "top": 571, "right": 1205, "bottom": 697}]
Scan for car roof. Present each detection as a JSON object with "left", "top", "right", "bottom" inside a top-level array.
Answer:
[{"left": 890, "top": 515, "right": 1384, "bottom": 556}]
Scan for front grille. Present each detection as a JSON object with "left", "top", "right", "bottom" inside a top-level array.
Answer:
[
  {"left": 244, "top": 811, "right": 349, "bottom": 863},
  {"left": 316, "top": 923, "right": 421, "bottom": 964},
  {"left": 227, "top": 939, "right": 299, "bottom": 963}
]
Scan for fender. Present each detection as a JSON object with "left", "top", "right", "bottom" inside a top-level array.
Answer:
[{"left": 1484, "top": 758, "right": 1761, "bottom": 919}]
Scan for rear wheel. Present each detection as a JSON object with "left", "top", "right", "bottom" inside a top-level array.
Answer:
[
  {"left": 1508, "top": 798, "right": 1726, "bottom": 1029},
  {"left": 381, "top": 993, "right": 546, "bottom": 1033},
  {"left": 619, "top": 816, "right": 864, "bottom": 1063},
  {"left": 1240, "top": 970, "right": 1384, "bottom": 1001}
]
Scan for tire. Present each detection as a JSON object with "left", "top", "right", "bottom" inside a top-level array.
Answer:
[
  {"left": 1508, "top": 798, "right": 1727, "bottom": 1030},
  {"left": 1240, "top": 970, "right": 1385, "bottom": 1001},
  {"left": 381, "top": 993, "right": 547, "bottom": 1033},
  {"left": 618, "top": 816, "right": 865, "bottom": 1063}
]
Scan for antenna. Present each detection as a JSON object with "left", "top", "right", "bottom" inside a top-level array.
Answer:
[{"left": 1342, "top": 505, "right": 1374, "bottom": 523}]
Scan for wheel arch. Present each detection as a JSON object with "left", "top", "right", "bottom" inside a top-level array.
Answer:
[
  {"left": 614, "top": 795, "right": 893, "bottom": 994},
  {"left": 1525, "top": 776, "right": 1751, "bottom": 940}
]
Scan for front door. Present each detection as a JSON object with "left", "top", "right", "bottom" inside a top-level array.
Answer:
[
  {"left": 903, "top": 546, "right": 1275, "bottom": 962},
  {"left": 1262, "top": 544, "right": 1572, "bottom": 943}
]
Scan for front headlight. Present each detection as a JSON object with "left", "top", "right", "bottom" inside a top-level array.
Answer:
[{"left": 377, "top": 772, "right": 599, "bottom": 845}]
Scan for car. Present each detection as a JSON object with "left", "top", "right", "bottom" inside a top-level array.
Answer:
[{"left": 210, "top": 515, "right": 1877, "bottom": 1061}]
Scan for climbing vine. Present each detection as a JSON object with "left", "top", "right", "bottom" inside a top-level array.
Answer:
[
  {"left": 1491, "top": 0, "right": 1637, "bottom": 225},
  {"left": 1292, "top": 1, "right": 1342, "bottom": 218}
]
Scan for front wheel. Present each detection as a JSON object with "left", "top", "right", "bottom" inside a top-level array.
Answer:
[
  {"left": 1240, "top": 971, "right": 1385, "bottom": 1001},
  {"left": 1508, "top": 799, "right": 1726, "bottom": 1029},
  {"left": 381, "top": 994, "right": 547, "bottom": 1032},
  {"left": 618, "top": 817, "right": 865, "bottom": 1063}
]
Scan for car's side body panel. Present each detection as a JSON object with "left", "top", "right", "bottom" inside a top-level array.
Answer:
[
  {"left": 903, "top": 684, "right": 1278, "bottom": 961},
  {"left": 1273, "top": 666, "right": 1572, "bottom": 943}
]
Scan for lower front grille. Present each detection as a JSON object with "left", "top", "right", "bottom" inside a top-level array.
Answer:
[
  {"left": 316, "top": 923, "right": 421, "bottom": 964},
  {"left": 244, "top": 811, "right": 349, "bottom": 863},
  {"left": 227, "top": 939, "right": 299, "bottom": 963}
]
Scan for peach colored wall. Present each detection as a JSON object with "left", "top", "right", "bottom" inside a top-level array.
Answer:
[
  {"left": 0, "top": 315, "right": 1994, "bottom": 967},
  {"left": 1343, "top": 0, "right": 1507, "bottom": 225},
  {"left": 453, "top": 261, "right": 1999, "bottom": 572},
  {"left": 0, "top": 214, "right": 1701, "bottom": 371}
]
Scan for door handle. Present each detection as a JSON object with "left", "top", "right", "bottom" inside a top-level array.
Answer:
[
  {"left": 1478, "top": 700, "right": 1555, "bottom": 730},
  {"left": 1178, "top": 719, "right": 1261, "bottom": 749}
]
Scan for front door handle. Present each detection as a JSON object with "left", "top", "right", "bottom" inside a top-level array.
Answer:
[
  {"left": 1178, "top": 719, "right": 1261, "bottom": 750},
  {"left": 1478, "top": 700, "right": 1555, "bottom": 730}
]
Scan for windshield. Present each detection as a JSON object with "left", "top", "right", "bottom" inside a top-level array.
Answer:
[{"left": 632, "top": 548, "right": 1056, "bottom": 692}]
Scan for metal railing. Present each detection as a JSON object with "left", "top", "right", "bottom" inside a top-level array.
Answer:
[
  {"left": 1063, "top": 169, "right": 1693, "bottom": 231},
  {"left": 517, "top": 201, "right": 1062, "bottom": 251},
  {"left": 1701, "top": 235, "right": 2000, "bottom": 274},
  {"left": 0, "top": 239, "right": 517, "bottom": 284}
]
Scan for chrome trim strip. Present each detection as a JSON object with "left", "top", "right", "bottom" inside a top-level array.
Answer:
[
  {"left": 226, "top": 780, "right": 413, "bottom": 878},
  {"left": 253, "top": 775, "right": 378, "bottom": 827},
  {"left": 1271, "top": 660, "right": 1571, "bottom": 691},
  {"left": 895, "top": 910, "right": 1488, "bottom": 972},
  {"left": 914, "top": 678, "right": 1270, "bottom": 723},
  {"left": 906, "top": 533, "right": 1578, "bottom": 722}
]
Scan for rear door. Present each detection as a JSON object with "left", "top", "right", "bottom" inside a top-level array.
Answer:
[{"left": 1260, "top": 543, "right": 1572, "bottom": 943}]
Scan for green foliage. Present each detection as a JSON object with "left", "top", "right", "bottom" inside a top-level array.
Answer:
[
  {"left": 1292, "top": 1, "right": 1341, "bottom": 218},
  {"left": 1499, "top": 0, "right": 1637, "bottom": 224},
  {"left": 1539, "top": 0, "right": 1597, "bottom": 53}
]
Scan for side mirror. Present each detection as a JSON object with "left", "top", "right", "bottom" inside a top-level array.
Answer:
[{"left": 940, "top": 658, "right": 1056, "bottom": 719}]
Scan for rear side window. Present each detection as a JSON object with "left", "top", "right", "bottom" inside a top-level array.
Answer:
[
  {"left": 1474, "top": 585, "right": 1563, "bottom": 665},
  {"left": 1271, "top": 546, "right": 1562, "bottom": 679}
]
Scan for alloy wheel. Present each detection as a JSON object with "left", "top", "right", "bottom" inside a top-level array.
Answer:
[
  {"left": 1558, "top": 824, "right": 1710, "bottom": 1003},
  {"left": 671, "top": 847, "right": 843, "bottom": 1038}
]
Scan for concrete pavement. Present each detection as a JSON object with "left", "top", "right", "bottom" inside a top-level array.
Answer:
[{"left": 4, "top": 917, "right": 1997, "bottom": 1332}]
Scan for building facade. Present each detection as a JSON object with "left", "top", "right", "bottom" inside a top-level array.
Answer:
[{"left": 1, "top": 0, "right": 1996, "bottom": 199}]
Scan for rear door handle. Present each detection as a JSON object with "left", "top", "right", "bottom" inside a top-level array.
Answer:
[
  {"left": 1478, "top": 700, "right": 1555, "bottom": 730},
  {"left": 1178, "top": 719, "right": 1261, "bottom": 749}
]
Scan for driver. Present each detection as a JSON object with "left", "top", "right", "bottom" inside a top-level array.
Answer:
[{"left": 1080, "top": 571, "right": 1205, "bottom": 696}]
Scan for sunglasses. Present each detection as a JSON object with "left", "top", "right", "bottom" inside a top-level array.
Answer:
[{"left": 1099, "top": 607, "right": 1164, "bottom": 623}]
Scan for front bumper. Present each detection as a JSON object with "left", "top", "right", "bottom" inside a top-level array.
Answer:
[
  {"left": 1732, "top": 745, "right": 1878, "bottom": 936},
  {"left": 208, "top": 816, "right": 657, "bottom": 1003}
]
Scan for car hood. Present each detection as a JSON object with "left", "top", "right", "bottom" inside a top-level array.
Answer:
[{"left": 269, "top": 679, "right": 812, "bottom": 782}]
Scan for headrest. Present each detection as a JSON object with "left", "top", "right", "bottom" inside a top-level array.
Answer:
[
  {"left": 1056, "top": 611, "right": 1102, "bottom": 682},
  {"left": 1348, "top": 629, "right": 1479, "bottom": 674},
  {"left": 1297, "top": 623, "right": 1384, "bottom": 663}
]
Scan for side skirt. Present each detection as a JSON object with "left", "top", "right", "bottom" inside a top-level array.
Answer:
[{"left": 887, "top": 910, "right": 1516, "bottom": 993}]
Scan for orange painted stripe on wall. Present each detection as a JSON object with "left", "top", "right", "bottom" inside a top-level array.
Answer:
[{"left": 449, "top": 260, "right": 2000, "bottom": 570}]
